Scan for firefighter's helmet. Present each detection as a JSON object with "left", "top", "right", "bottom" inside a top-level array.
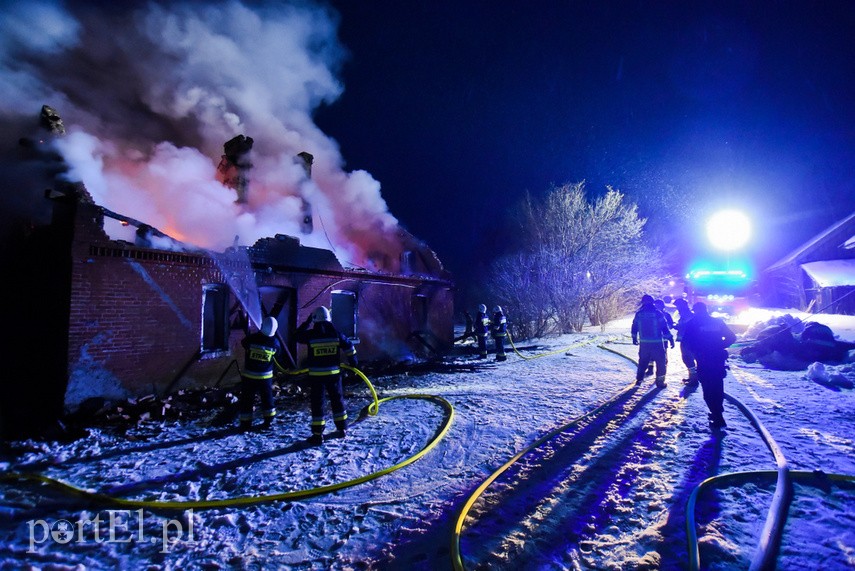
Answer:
[
  {"left": 641, "top": 294, "right": 654, "bottom": 305},
  {"left": 261, "top": 316, "right": 278, "bottom": 337},
  {"left": 493, "top": 305, "right": 503, "bottom": 314},
  {"left": 478, "top": 304, "right": 487, "bottom": 313},
  {"left": 312, "top": 306, "right": 331, "bottom": 323}
]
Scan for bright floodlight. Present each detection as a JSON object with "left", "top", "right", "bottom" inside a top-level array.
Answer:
[{"left": 707, "top": 210, "right": 751, "bottom": 251}]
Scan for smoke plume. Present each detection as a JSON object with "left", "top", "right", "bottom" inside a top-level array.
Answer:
[{"left": 0, "top": 0, "right": 402, "bottom": 268}]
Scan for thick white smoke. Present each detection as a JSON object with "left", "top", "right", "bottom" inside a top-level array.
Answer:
[{"left": 0, "top": 0, "right": 401, "bottom": 267}]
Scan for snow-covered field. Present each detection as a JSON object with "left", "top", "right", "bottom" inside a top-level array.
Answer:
[{"left": 1, "top": 309, "right": 854, "bottom": 570}]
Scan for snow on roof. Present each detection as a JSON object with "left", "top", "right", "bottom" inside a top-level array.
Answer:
[
  {"left": 800, "top": 258, "right": 855, "bottom": 287},
  {"left": 767, "top": 210, "right": 855, "bottom": 271}
]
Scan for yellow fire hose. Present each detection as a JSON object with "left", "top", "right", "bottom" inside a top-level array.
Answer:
[
  {"left": 507, "top": 330, "right": 626, "bottom": 361},
  {"left": 452, "top": 340, "right": 855, "bottom": 570},
  {"left": 1, "top": 365, "right": 453, "bottom": 510},
  {"left": 451, "top": 343, "right": 640, "bottom": 570},
  {"left": 685, "top": 469, "right": 855, "bottom": 571},
  {"left": 286, "top": 364, "right": 381, "bottom": 415},
  {"left": 686, "top": 390, "right": 855, "bottom": 571}
]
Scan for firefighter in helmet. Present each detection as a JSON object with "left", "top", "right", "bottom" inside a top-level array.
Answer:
[
  {"left": 631, "top": 294, "right": 674, "bottom": 387},
  {"left": 239, "top": 315, "right": 286, "bottom": 431},
  {"left": 491, "top": 305, "right": 508, "bottom": 362},
  {"left": 295, "top": 306, "right": 358, "bottom": 445},
  {"left": 681, "top": 302, "right": 736, "bottom": 429},
  {"left": 474, "top": 304, "right": 490, "bottom": 359},
  {"left": 673, "top": 297, "right": 698, "bottom": 384}
]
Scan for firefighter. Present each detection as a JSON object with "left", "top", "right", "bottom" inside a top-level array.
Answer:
[
  {"left": 645, "top": 298, "right": 675, "bottom": 376},
  {"left": 474, "top": 304, "right": 490, "bottom": 358},
  {"left": 680, "top": 302, "right": 736, "bottom": 429},
  {"left": 239, "top": 316, "right": 285, "bottom": 431},
  {"left": 295, "top": 306, "right": 358, "bottom": 445},
  {"left": 654, "top": 298, "right": 675, "bottom": 331},
  {"left": 631, "top": 294, "right": 674, "bottom": 388},
  {"left": 673, "top": 297, "right": 698, "bottom": 384},
  {"left": 491, "top": 305, "right": 508, "bottom": 362}
]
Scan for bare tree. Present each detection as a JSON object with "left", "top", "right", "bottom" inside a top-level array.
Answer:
[
  {"left": 486, "top": 182, "right": 665, "bottom": 338},
  {"left": 489, "top": 252, "right": 554, "bottom": 340}
]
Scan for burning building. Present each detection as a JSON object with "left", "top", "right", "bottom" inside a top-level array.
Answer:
[
  {"left": 58, "top": 186, "right": 454, "bottom": 410},
  {"left": 0, "top": 1, "right": 456, "bottom": 438},
  {"left": 2, "top": 131, "right": 454, "bottom": 438}
]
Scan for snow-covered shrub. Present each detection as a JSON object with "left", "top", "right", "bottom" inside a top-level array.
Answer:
[{"left": 485, "top": 182, "right": 664, "bottom": 338}]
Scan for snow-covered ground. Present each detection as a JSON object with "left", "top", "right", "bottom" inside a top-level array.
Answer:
[{"left": 1, "top": 308, "right": 854, "bottom": 570}]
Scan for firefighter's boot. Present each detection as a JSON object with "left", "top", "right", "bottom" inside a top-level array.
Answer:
[
  {"left": 683, "top": 367, "right": 698, "bottom": 386},
  {"left": 655, "top": 375, "right": 667, "bottom": 388},
  {"left": 334, "top": 420, "right": 347, "bottom": 439}
]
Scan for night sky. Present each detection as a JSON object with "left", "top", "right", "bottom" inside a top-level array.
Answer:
[{"left": 314, "top": 1, "right": 855, "bottom": 281}]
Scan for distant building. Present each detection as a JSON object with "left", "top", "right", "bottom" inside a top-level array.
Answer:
[{"left": 763, "top": 211, "right": 855, "bottom": 314}]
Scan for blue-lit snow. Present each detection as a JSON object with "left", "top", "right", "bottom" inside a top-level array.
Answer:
[{"left": 1, "top": 308, "right": 853, "bottom": 570}]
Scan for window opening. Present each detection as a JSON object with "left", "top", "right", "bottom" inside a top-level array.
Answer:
[
  {"left": 201, "top": 284, "right": 229, "bottom": 352},
  {"left": 331, "top": 290, "right": 358, "bottom": 341}
]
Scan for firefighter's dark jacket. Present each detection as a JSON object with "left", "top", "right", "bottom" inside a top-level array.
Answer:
[
  {"left": 491, "top": 312, "right": 507, "bottom": 338},
  {"left": 475, "top": 311, "right": 490, "bottom": 337},
  {"left": 241, "top": 332, "right": 286, "bottom": 380},
  {"left": 631, "top": 303, "right": 674, "bottom": 345},
  {"left": 295, "top": 320, "right": 358, "bottom": 376},
  {"left": 681, "top": 312, "right": 736, "bottom": 364}
]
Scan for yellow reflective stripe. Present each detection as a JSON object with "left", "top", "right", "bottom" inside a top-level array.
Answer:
[
  {"left": 248, "top": 345, "right": 276, "bottom": 362},
  {"left": 243, "top": 371, "right": 274, "bottom": 380},
  {"left": 308, "top": 368, "right": 341, "bottom": 376}
]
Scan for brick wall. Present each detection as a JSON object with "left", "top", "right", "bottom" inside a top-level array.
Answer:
[
  {"left": 64, "top": 203, "right": 454, "bottom": 411},
  {"left": 66, "top": 209, "right": 239, "bottom": 407}
]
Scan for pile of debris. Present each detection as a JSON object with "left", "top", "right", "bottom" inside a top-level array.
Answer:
[{"left": 740, "top": 314, "right": 855, "bottom": 371}]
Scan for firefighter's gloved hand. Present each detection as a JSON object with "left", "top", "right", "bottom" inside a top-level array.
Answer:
[
  {"left": 632, "top": 338, "right": 638, "bottom": 346},
  {"left": 669, "top": 339, "right": 675, "bottom": 349}
]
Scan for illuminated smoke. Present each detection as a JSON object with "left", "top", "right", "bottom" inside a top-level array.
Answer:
[{"left": 0, "top": 0, "right": 402, "bottom": 268}]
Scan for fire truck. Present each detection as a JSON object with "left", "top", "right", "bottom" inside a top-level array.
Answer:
[{"left": 685, "top": 267, "right": 754, "bottom": 319}]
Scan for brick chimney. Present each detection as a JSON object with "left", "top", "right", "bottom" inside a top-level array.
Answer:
[{"left": 297, "top": 152, "right": 314, "bottom": 234}]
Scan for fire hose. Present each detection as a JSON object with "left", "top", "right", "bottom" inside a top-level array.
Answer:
[
  {"left": 506, "top": 330, "right": 627, "bottom": 361},
  {"left": 451, "top": 342, "right": 855, "bottom": 570},
  {"left": 451, "top": 343, "right": 640, "bottom": 570},
  {"left": 0, "top": 365, "right": 454, "bottom": 510},
  {"left": 685, "top": 389, "right": 855, "bottom": 571}
]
